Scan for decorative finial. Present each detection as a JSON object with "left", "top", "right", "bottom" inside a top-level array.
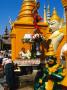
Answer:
[
  {"left": 4, "top": 26, "right": 9, "bottom": 35},
  {"left": 44, "top": 5, "right": 46, "bottom": 9},
  {"left": 44, "top": 5, "right": 47, "bottom": 23}
]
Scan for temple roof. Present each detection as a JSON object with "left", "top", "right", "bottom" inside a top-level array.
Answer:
[{"left": 2, "top": 26, "right": 10, "bottom": 39}]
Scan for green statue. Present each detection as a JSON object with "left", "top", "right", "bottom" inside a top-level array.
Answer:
[{"left": 34, "top": 45, "right": 64, "bottom": 90}]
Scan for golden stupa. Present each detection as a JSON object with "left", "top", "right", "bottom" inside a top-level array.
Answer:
[
  {"left": 17, "top": 0, "right": 35, "bottom": 23},
  {"left": 11, "top": 0, "right": 49, "bottom": 60},
  {"left": 50, "top": 8, "right": 60, "bottom": 22}
]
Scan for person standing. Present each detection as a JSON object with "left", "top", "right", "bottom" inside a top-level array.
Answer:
[{"left": 2, "top": 55, "right": 16, "bottom": 90}]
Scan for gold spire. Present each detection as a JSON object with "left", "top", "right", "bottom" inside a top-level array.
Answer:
[
  {"left": 46, "top": 44, "right": 56, "bottom": 56},
  {"left": 50, "top": 8, "right": 60, "bottom": 22},
  {"left": 44, "top": 5, "right": 47, "bottom": 23},
  {"left": 17, "top": 0, "right": 36, "bottom": 23}
]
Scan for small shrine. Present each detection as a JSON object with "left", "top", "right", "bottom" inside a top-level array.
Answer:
[{"left": 11, "top": 0, "right": 50, "bottom": 60}]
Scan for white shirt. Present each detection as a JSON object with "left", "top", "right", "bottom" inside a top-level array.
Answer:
[{"left": 2, "top": 58, "right": 12, "bottom": 66}]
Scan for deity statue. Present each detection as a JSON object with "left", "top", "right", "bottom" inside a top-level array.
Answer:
[
  {"left": 19, "top": 48, "right": 26, "bottom": 59},
  {"left": 34, "top": 44, "right": 64, "bottom": 90},
  {"left": 25, "top": 50, "right": 31, "bottom": 59},
  {"left": 19, "top": 48, "right": 31, "bottom": 59},
  {"left": 49, "top": 8, "right": 64, "bottom": 52}
]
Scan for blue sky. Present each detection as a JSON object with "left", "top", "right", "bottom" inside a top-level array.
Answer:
[{"left": 0, "top": 0, "right": 64, "bottom": 35}]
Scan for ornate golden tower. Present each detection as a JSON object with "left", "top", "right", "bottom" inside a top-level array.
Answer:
[
  {"left": 11, "top": 0, "right": 49, "bottom": 60},
  {"left": 17, "top": 0, "right": 35, "bottom": 23},
  {"left": 50, "top": 8, "right": 60, "bottom": 22}
]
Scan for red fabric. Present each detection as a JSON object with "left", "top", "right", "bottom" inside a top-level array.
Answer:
[
  {"left": 33, "top": 14, "right": 43, "bottom": 30},
  {"left": 32, "top": 4, "right": 43, "bottom": 30}
]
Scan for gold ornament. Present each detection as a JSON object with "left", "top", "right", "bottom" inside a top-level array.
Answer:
[{"left": 45, "top": 44, "right": 56, "bottom": 56}]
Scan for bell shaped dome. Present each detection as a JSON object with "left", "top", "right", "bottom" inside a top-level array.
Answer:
[
  {"left": 50, "top": 8, "right": 60, "bottom": 22},
  {"left": 17, "top": 0, "right": 36, "bottom": 23}
]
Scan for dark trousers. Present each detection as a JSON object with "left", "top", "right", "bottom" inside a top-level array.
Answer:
[{"left": 5, "top": 63, "right": 16, "bottom": 90}]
